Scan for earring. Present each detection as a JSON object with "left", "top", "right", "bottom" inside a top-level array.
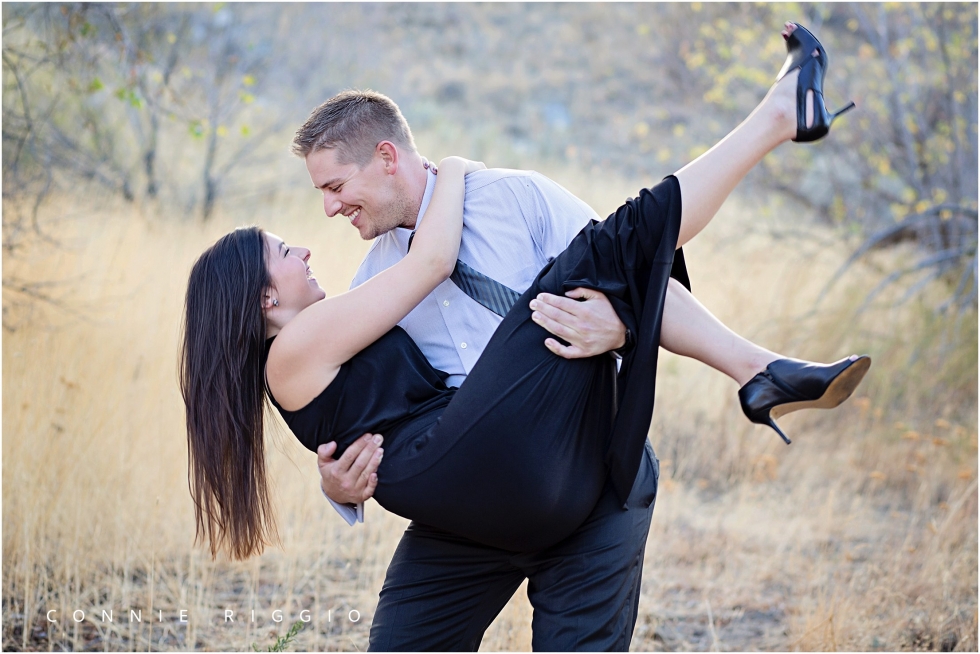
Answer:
[{"left": 272, "top": 299, "right": 279, "bottom": 307}]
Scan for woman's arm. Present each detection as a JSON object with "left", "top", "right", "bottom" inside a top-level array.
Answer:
[{"left": 268, "top": 156, "right": 484, "bottom": 410}]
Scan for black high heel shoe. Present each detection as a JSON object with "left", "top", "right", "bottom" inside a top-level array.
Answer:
[
  {"left": 738, "top": 355, "right": 872, "bottom": 444},
  {"left": 777, "top": 22, "right": 856, "bottom": 142}
]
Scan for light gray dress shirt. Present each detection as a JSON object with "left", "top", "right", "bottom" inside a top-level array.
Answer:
[{"left": 326, "top": 167, "right": 601, "bottom": 523}]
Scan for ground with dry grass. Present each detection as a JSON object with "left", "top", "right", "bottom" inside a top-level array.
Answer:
[{"left": 3, "top": 157, "right": 976, "bottom": 651}]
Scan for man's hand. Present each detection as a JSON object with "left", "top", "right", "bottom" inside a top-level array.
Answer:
[
  {"left": 529, "top": 288, "right": 626, "bottom": 359},
  {"left": 317, "top": 434, "right": 384, "bottom": 504}
]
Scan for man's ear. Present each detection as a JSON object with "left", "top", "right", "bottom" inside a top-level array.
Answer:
[{"left": 377, "top": 141, "right": 399, "bottom": 174}]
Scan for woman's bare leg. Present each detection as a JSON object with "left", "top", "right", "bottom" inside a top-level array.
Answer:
[
  {"left": 660, "top": 279, "right": 779, "bottom": 386},
  {"left": 661, "top": 24, "right": 815, "bottom": 382},
  {"left": 673, "top": 24, "right": 806, "bottom": 249}
]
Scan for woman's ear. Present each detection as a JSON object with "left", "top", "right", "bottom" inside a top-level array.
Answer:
[{"left": 262, "top": 292, "right": 279, "bottom": 311}]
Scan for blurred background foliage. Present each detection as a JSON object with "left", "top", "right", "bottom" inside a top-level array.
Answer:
[
  {"left": 2, "top": 2, "right": 977, "bottom": 311},
  {"left": 2, "top": 5, "right": 976, "bottom": 650}
]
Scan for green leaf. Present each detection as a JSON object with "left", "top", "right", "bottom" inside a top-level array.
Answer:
[
  {"left": 114, "top": 87, "right": 143, "bottom": 108},
  {"left": 87, "top": 78, "right": 104, "bottom": 93}
]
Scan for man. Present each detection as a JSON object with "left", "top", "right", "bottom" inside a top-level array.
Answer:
[{"left": 292, "top": 90, "right": 660, "bottom": 651}]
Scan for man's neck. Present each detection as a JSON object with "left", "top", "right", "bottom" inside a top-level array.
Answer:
[{"left": 402, "top": 154, "right": 429, "bottom": 230}]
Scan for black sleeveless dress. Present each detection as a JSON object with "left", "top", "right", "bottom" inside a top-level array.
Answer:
[{"left": 269, "top": 176, "right": 688, "bottom": 552}]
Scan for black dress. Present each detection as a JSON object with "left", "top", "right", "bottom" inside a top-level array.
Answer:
[{"left": 269, "top": 176, "right": 688, "bottom": 552}]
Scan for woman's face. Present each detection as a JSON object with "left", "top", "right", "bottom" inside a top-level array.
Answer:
[{"left": 263, "top": 232, "right": 326, "bottom": 316}]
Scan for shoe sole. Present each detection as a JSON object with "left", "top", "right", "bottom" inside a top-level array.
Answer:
[{"left": 770, "top": 355, "right": 872, "bottom": 420}]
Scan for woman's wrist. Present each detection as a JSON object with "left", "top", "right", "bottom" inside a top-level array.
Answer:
[
  {"left": 437, "top": 156, "right": 465, "bottom": 175},
  {"left": 437, "top": 156, "right": 485, "bottom": 176}
]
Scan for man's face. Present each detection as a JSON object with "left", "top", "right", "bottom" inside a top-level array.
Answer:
[{"left": 306, "top": 146, "right": 416, "bottom": 240}]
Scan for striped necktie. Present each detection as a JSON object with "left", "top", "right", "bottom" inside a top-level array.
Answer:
[{"left": 408, "top": 231, "right": 520, "bottom": 318}]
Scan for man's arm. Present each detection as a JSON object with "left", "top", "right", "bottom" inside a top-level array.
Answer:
[{"left": 521, "top": 173, "right": 629, "bottom": 358}]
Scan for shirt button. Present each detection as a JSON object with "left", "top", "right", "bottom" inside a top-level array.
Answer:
[
  {"left": 443, "top": 300, "right": 450, "bottom": 307},
  {"left": 460, "top": 342, "right": 467, "bottom": 349}
]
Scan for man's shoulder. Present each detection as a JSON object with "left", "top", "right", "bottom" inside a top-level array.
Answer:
[
  {"left": 464, "top": 168, "right": 586, "bottom": 209},
  {"left": 464, "top": 168, "right": 548, "bottom": 193}
]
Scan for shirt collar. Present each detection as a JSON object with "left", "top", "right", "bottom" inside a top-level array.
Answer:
[
  {"left": 393, "top": 166, "right": 437, "bottom": 252},
  {"left": 414, "top": 166, "right": 438, "bottom": 227}
]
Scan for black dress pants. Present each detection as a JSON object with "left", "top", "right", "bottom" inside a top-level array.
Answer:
[{"left": 367, "top": 441, "right": 659, "bottom": 652}]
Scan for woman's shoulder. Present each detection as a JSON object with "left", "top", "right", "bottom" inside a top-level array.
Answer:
[
  {"left": 267, "top": 327, "right": 417, "bottom": 413},
  {"left": 265, "top": 328, "right": 343, "bottom": 412}
]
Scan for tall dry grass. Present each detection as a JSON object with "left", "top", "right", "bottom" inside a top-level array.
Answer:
[{"left": 2, "top": 159, "right": 976, "bottom": 651}]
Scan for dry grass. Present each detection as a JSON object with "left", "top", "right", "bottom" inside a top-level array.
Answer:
[{"left": 2, "top": 160, "right": 976, "bottom": 652}]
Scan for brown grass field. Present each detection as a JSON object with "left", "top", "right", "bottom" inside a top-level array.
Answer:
[{"left": 3, "top": 154, "right": 977, "bottom": 651}]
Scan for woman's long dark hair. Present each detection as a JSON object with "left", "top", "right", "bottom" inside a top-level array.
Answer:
[{"left": 179, "top": 226, "right": 279, "bottom": 560}]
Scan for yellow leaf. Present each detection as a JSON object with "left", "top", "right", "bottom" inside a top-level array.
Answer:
[
  {"left": 216, "top": 125, "right": 228, "bottom": 137},
  {"left": 890, "top": 204, "right": 908, "bottom": 219},
  {"left": 243, "top": 74, "right": 256, "bottom": 87}
]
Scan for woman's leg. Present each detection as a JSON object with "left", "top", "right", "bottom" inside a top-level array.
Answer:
[
  {"left": 673, "top": 70, "right": 799, "bottom": 249},
  {"left": 660, "top": 278, "right": 780, "bottom": 386},
  {"left": 658, "top": 24, "right": 811, "bottom": 384}
]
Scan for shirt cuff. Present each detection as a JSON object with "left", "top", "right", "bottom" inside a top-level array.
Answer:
[
  {"left": 321, "top": 485, "right": 364, "bottom": 526},
  {"left": 613, "top": 327, "right": 634, "bottom": 357}
]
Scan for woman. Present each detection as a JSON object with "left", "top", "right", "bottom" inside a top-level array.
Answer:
[{"left": 181, "top": 24, "right": 869, "bottom": 559}]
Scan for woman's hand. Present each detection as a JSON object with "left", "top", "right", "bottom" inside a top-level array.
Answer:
[{"left": 438, "top": 156, "right": 486, "bottom": 176}]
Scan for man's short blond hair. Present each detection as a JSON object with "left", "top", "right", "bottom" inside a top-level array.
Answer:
[{"left": 291, "top": 90, "right": 417, "bottom": 167}]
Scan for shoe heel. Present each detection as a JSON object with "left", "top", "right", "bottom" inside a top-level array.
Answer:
[
  {"left": 832, "top": 101, "right": 856, "bottom": 122},
  {"left": 766, "top": 416, "right": 792, "bottom": 445}
]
